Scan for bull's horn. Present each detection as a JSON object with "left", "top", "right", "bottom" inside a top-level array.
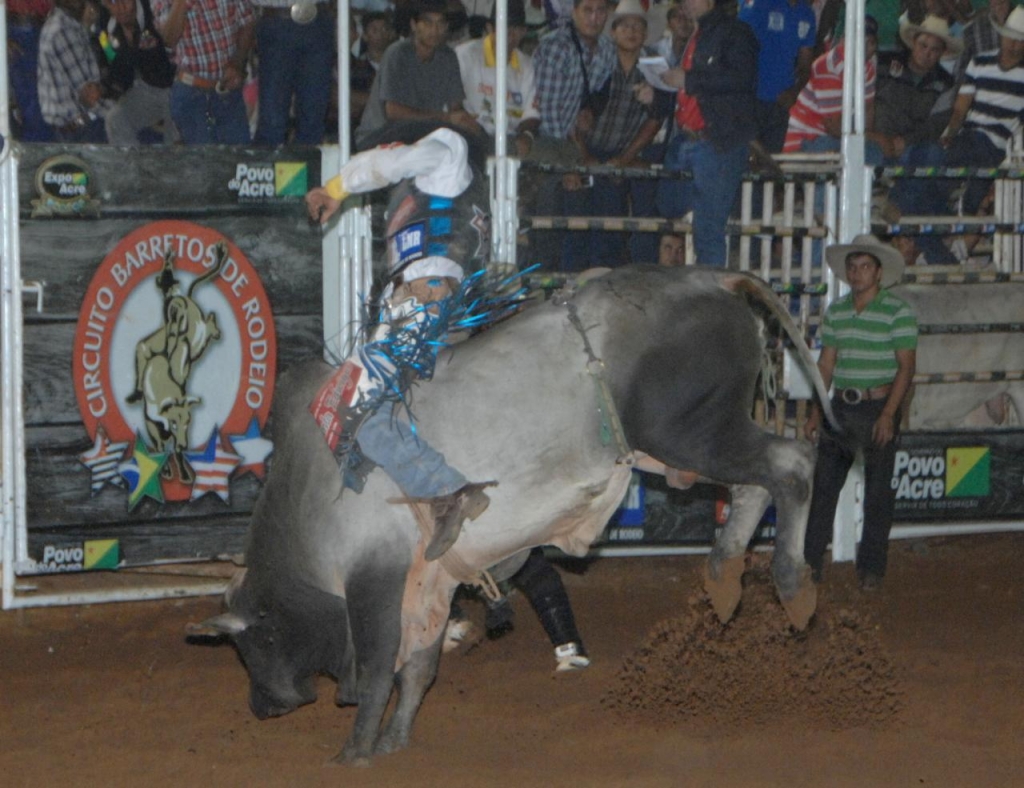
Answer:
[{"left": 185, "top": 612, "right": 248, "bottom": 637}]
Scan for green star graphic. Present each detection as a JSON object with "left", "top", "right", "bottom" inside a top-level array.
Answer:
[{"left": 128, "top": 434, "right": 168, "bottom": 511}]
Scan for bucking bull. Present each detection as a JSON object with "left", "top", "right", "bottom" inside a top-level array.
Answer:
[{"left": 189, "top": 265, "right": 835, "bottom": 764}]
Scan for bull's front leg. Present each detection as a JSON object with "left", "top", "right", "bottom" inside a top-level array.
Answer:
[
  {"left": 375, "top": 634, "right": 443, "bottom": 755},
  {"left": 334, "top": 560, "right": 408, "bottom": 766}
]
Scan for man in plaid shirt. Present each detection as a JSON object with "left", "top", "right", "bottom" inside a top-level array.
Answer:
[
  {"left": 529, "top": 0, "right": 615, "bottom": 270},
  {"left": 154, "top": 0, "right": 255, "bottom": 143},
  {"left": 37, "top": 0, "right": 109, "bottom": 142}
]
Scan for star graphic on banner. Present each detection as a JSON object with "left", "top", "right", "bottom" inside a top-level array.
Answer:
[
  {"left": 227, "top": 417, "right": 274, "bottom": 480},
  {"left": 79, "top": 426, "right": 130, "bottom": 495},
  {"left": 118, "top": 433, "right": 168, "bottom": 511},
  {"left": 185, "top": 426, "right": 242, "bottom": 503}
]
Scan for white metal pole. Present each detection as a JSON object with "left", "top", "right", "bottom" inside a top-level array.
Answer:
[
  {"left": 325, "top": 1, "right": 371, "bottom": 361},
  {"left": 838, "top": 0, "right": 869, "bottom": 241}
]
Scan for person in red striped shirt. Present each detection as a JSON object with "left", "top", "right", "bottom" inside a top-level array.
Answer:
[{"left": 782, "top": 14, "right": 883, "bottom": 164}]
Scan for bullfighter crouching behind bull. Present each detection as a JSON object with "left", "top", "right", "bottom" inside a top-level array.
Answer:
[{"left": 305, "top": 126, "right": 495, "bottom": 562}]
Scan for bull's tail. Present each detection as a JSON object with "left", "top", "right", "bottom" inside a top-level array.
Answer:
[
  {"left": 188, "top": 240, "right": 229, "bottom": 297},
  {"left": 719, "top": 272, "right": 840, "bottom": 433}
]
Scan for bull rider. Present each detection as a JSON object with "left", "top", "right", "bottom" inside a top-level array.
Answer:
[{"left": 305, "top": 126, "right": 494, "bottom": 562}]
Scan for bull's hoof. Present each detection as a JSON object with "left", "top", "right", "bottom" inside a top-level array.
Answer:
[
  {"left": 779, "top": 567, "right": 817, "bottom": 631},
  {"left": 703, "top": 555, "right": 745, "bottom": 624},
  {"left": 331, "top": 746, "right": 372, "bottom": 768},
  {"left": 374, "top": 729, "right": 410, "bottom": 756}
]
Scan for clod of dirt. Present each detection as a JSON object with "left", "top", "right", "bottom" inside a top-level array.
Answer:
[{"left": 602, "top": 557, "right": 902, "bottom": 730}]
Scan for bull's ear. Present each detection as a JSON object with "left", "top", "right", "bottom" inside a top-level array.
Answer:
[
  {"left": 186, "top": 395, "right": 201, "bottom": 406},
  {"left": 186, "top": 612, "right": 248, "bottom": 638}
]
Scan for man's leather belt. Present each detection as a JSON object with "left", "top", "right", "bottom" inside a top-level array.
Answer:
[
  {"left": 680, "top": 127, "right": 707, "bottom": 142},
  {"left": 176, "top": 71, "right": 219, "bottom": 90},
  {"left": 837, "top": 384, "right": 892, "bottom": 405}
]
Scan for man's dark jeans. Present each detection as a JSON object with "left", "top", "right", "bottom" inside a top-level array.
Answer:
[{"left": 804, "top": 398, "right": 900, "bottom": 579}]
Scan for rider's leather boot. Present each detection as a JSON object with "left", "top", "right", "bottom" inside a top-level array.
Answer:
[{"left": 426, "top": 482, "right": 493, "bottom": 560}]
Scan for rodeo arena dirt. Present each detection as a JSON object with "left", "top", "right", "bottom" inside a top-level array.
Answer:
[
  {"left": 0, "top": 536, "right": 1022, "bottom": 786},
  {"left": 5, "top": 8, "right": 1024, "bottom": 787}
]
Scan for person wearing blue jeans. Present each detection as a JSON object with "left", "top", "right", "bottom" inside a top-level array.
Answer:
[
  {"left": 7, "top": 12, "right": 55, "bottom": 141},
  {"left": 168, "top": 83, "right": 252, "bottom": 144},
  {"left": 251, "top": 4, "right": 334, "bottom": 145},
  {"left": 657, "top": 133, "right": 750, "bottom": 266},
  {"left": 655, "top": 0, "right": 759, "bottom": 267},
  {"left": 154, "top": 0, "right": 255, "bottom": 144}
]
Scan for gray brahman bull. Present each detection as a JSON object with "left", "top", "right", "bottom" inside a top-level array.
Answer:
[{"left": 190, "top": 266, "right": 833, "bottom": 764}]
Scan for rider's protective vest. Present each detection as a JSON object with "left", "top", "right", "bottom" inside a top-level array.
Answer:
[{"left": 384, "top": 168, "right": 490, "bottom": 282}]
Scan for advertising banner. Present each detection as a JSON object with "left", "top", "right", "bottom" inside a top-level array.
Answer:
[
  {"left": 18, "top": 144, "right": 324, "bottom": 571},
  {"left": 892, "top": 430, "right": 1024, "bottom": 521}
]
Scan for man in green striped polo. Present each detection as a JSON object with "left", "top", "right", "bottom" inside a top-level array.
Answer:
[{"left": 804, "top": 234, "right": 918, "bottom": 590}]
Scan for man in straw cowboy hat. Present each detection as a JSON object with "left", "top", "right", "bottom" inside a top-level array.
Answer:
[
  {"left": 804, "top": 234, "right": 918, "bottom": 590},
  {"left": 875, "top": 14, "right": 961, "bottom": 263}
]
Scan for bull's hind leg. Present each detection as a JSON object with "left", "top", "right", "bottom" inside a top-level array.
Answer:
[
  {"left": 763, "top": 436, "right": 817, "bottom": 630},
  {"left": 375, "top": 636, "right": 443, "bottom": 755},
  {"left": 705, "top": 484, "right": 771, "bottom": 624},
  {"left": 334, "top": 560, "right": 408, "bottom": 766}
]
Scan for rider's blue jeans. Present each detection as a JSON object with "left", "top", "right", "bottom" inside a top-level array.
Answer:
[{"left": 357, "top": 404, "right": 467, "bottom": 498}]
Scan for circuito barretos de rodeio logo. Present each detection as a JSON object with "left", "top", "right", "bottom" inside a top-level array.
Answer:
[{"left": 73, "top": 221, "right": 277, "bottom": 509}]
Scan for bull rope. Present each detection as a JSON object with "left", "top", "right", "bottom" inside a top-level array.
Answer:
[
  {"left": 560, "top": 294, "right": 633, "bottom": 464},
  {"left": 405, "top": 501, "right": 502, "bottom": 600}
]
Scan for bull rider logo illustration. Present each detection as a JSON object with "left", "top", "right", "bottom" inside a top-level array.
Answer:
[{"left": 73, "top": 221, "right": 277, "bottom": 509}]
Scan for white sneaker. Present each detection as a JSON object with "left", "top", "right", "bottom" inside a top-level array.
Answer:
[
  {"left": 554, "top": 642, "right": 591, "bottom": 672},
  {"left": 443, "top": 618, "right": 478, "bottom": 653}
]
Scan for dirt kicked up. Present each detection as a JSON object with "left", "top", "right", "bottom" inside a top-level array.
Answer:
[{"left": 604, "top": 556, "right": 902, "bottom": 730}]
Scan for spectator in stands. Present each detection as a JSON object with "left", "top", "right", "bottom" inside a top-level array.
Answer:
[
  {"left": 561, "top": 0, "right": 673, "bottom": 269},
  {"left": 445, "top": 0, "right": 471, "bottom": 45},
  {"left": 534, "top": 0, "right": 615, "bottom": 151},
  {"left": 7, "top": 0, "right": 55, "bottom": 141},
  {"left": 356, "top": 0, "right": 480, "bottom": 150},
  {"left": 455, "top": 0, "right": 540, "bottom": 157},
  {"left": 349, "top": 13, "right": 393, "bottom": 130},
  {"left": 355, "top": 10, "right": 396, "bottom": 73},
  {"left": 783, "top": 15, "right": 882, "bottom": 164},
  {"left": 249, "top": 0, "right": 334, "bottom": 146},
  {"left": 38, "top": 0, "right": 109, "bottom": 142},
  {"left": 657, "top": 230, "right": 686, "bottom": 265},
  {"left": 952, "top": 0, "right": 1016, "bottom": 89},
  {"left": 530, "top": 0, "right": 615, "bottom": 269},
  {"left": 654, "top": 1, "right": 693, "bottom": 68},
  {"left": 93, "top": 0, "right": 178, "bottom": 145},
  {"left": 908, "top": 0, "right": 972, "bottom": 74},
  {"left": 934, "top": 5, "right": 1024, "bottom": 258},
  {"left": 874, "top": 14, "right": 960, "bottom": 263},
  {"left": 657, "top": 0, "right": 759, "bottom": 267},
  {"left": 154, "top": 0, "right": 255, "bottom": 144},
  {"left": 740, "top": 0, "right": 816, "bottom": 153}
]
